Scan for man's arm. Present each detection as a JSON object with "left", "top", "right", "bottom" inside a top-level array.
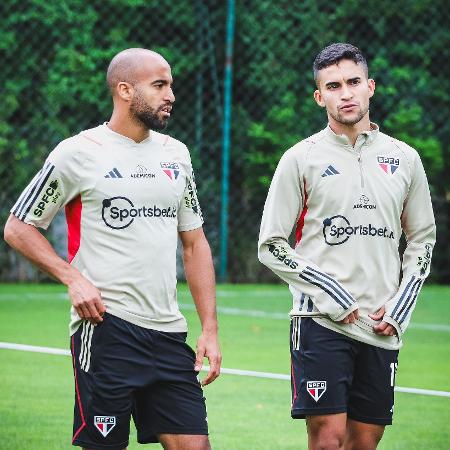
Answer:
[
  {"left": 4, "top": 214, "right": 105, "bottom": 324},
  {"left": 179, "top": 227, "right": 221, "bottom": 386},
  {"left": 258, "top": 147, "right": 359, "bottom": 323},
  {"left": 376, "top": 152, "right": 436, "bottom": 337}
]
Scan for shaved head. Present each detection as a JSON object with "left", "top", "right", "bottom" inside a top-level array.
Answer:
[{"left": 106, "top": 48, "right": 169, "bottom": 96}]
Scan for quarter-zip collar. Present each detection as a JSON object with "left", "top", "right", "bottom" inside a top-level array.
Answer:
[{"left": 324, "top": 122, "right": 379, "bottom": 148}]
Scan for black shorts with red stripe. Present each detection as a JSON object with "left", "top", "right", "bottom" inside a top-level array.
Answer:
[
  {"left": 71, "top": 313, "right": 208, "bottom": 450},
  {"left": 290, "top": 317, "right": 399, "bottom": 425}
]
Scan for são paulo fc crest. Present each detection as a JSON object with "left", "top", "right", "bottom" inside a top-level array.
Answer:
[
  {"left": 377, "top": 156, "right": 399, "bottom": 174},
  {"left": 307, "top": 381, "right": 327, "bottom": 402},
  {"left": 160, "top": 162, "right": 180, "bottom": 180},
  {"left": 94, "top": 416, "right": 116, "bottom": 437}
]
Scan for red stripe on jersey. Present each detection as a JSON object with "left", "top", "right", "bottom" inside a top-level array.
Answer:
[
  {"left": 66, "top": 195, "right": 82, "bottom": 263},
  {"left": 71, "top": 335, "right": 86, "bottom": 443},
  {"left": 295, "top": 181, "right": 308, "bottom": 246},
  {"left": 80, "top": 133, "right": 103, "bottom": 146}
]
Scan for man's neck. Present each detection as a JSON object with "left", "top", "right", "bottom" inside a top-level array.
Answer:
[
  {"left": 328, "top": 116, "right": 371, "bottom": 146},
  {"left": 107, "top": 112, "right": 150, "bottom": 143}
]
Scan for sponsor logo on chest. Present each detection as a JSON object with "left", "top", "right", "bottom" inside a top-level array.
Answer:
[
  {"left": 131, "top": 165, "right": 156, "bottom": 179},
  {"left": 101, "top": 196, "right": 177, "bottom": 229},
  {"left": 104, "top": 166, "right": 156, "bottom": 179},
  {"left": 353, "top": 194, "right": 376, "bottom": 210},
  {"left": 322, "top": 215, "right": 395, "bottom": 245}
]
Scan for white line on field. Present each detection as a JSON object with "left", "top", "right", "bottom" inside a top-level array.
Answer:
[
  {"left": 1, "top": 342, "right": 449, "bottom": 399},
  {"left": 0, "top": 292, "right": 448, "bottom": 332}
]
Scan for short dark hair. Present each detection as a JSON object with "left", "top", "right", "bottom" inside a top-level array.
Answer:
[{"left": 313, "top": 43, "right": 368, "bottom": 83}]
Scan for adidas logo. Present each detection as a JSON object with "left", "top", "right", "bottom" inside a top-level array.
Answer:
[
  {"left": 321, "top": 165, "right": 340, "bottom": 177},
  {"left": 104, "top": 168, "right": 123, "bottom": 178}
]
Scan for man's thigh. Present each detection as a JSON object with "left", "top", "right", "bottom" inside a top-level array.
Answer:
[
  {"left": 290, "top": 317, "right": 355, "bottom": 418},
  {"left": 133, "top": 330, "right": 208, "bottom": 445},
  {"left": 344, "top": 419, "right": 385, "bottom": 450},
  {"left": 158, "top": 434, "right": 211, "bottom": 450},
  {"left": 71, "top": 316, "right": 136, "bottom": 450},
  {"left": 348, "top": 342, "right": 399, "bottom": 425}
]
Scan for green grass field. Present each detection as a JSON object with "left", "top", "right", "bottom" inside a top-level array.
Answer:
[{"left": 1, "top": 283, "right": 449, "bottom": 449}]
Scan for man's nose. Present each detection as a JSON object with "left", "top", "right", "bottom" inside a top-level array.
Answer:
[
  {"left": 165, "top": 87, "right": 175, "bottom": 103},
  {"left": 341, "top": 84, "right": 353, "bottom": 100}
]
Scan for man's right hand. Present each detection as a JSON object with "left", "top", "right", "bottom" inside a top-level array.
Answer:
[
  {"left": 339, "top": 308, "right": 359, "bottom": 324},
  {"left": 68, "top": 275, "right": 106, "bottom": 325}
]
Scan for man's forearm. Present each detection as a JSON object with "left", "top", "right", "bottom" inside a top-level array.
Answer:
[
  {"left": 4, "top": 214, "right": 78, "bottom": 286},
  {"left": 183, "top": 236, "right": 218, "bottom": 331}
]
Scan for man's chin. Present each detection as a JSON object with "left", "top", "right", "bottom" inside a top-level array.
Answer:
[
  {"left": 336, "top": 113, "right": 365, "bottom": 126},
  {"left": 142, "top": 119, "right": 169, "bottom": 131},
  {"left": 152, "top": 120, "right": 169, "bottom": 131}
]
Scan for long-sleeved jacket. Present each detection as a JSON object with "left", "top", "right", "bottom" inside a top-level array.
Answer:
[{"left": 258, "top": 124, "right": 436, "bottom": 350}]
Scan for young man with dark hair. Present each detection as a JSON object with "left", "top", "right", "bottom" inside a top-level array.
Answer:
[
  {"left": 258, "top": 43, "right": 435, "bottom": 449},
  {"left": 4, "top": 48, "right": 221, "bottom": 450}
]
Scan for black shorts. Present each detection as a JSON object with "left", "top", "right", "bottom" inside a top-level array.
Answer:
[
  {"left": 290, "top": 317, "right": 399, "bottom": 425},
  {"left": 70, "top": 313, "right": 208, "bottom": 450}
]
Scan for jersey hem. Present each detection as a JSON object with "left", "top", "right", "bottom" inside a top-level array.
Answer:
[
  {"left": 312, "top": 317, "right": 402, "bottom": 350},
  {"left": 11, "top": 211, "right": 50, "bottom": 230},
  {"left": 69, "top": 308, "right": 189, "bottom": 336},
  {"left": 103, "top": 307, "right": 188, "bottom": 333},
  {"left": 178, "top": 222, "right": 204, "bottom": 232}
]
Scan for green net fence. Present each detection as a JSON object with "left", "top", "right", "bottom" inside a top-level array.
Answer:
[{"left": 1, "top": 0, "right": 449, "bottom": 282}]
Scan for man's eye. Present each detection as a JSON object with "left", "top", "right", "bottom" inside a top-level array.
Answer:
[
  {"left": 328, "top": 84, "right": 339, "bottom": 89},
  {"left": 349, "top": 79, "right": 360, "bottom": 85}
]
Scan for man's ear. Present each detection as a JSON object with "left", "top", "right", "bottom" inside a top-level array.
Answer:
[
  {"left": 314, "top": 89, "right": 325, "bottom": 107},
  {"left": 368, "top": 78, "right": 376, "bottom": 99},
  {"left": 116, "top": 82, "right": 134, "bottom": 102}
]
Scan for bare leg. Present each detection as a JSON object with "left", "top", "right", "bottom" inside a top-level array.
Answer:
[
  {"left": 158, "top": 434, "right": 211, "bottom": 450},
  {"left": 344, "top": 419, "right": 385, "bottom": 450},
  {"left": 306, "top": 413, "right": 347, "bottom": 450}
]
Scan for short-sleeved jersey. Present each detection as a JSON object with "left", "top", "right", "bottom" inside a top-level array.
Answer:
[
  {"left": 258, "top": 124, "right": 436, "bottom": 350},
  {"left": 11, "top": 124, "right": 204, "bottom": 335}
]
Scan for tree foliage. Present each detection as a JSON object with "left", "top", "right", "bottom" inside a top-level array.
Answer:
[{"left": 0, "top": 0, "right": 448, "bottom": 281}]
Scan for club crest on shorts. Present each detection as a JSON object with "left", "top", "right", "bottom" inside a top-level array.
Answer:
[
  {"left": 307, "top": 381, "right": 327, "bottom": 402},
  {"left": 94, "top": 416, "right": 116, "bottom": 437}
]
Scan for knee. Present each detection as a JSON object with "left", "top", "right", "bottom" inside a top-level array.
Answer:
[
  {"left": 307, "top": 417, "right": 346, "bottom": 450},
  {"left": 313, "top": 435, "right": 345, "bottom": 450},
  {"left": 345, "top": 421, "right": 385, "bottom": 450},
  {"left": 346, "top": 433, "right": 383, "bottom": 450}
]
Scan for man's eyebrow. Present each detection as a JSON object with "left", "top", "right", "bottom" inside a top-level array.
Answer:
[
  {"left": 347, "top": 77, "right": 361, "bottom": 83},
  {"left": 325, "top": 80, "right": 341, "bottom": 87},
  {"left": 152, "top": 79, "right": 173, "bottom": 85}
]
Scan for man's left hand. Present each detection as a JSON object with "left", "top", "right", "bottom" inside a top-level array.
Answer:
[
  {"left": 369, "top": 306, "right": 397, "bottom": 336},
  {"left": 195, "top": 330, "right": 222, "bottom": 386}
]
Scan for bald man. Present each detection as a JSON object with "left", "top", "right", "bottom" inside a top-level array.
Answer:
[{"left": 4, "top": 48, "right": 221, "bottom": 450}]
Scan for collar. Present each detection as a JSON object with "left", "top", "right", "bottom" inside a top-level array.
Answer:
[
  {"left": 102, "top": 122, "right": 152, "bottom": 146},
  {"left": 325, "top": 122, "right": 379, "bottom": 146}
]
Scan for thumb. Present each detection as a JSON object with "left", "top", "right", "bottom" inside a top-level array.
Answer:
[
  {"left": 195, "top": 347, "right": 205, "bottom": 372},
  {"left": 369, "top": 306, "right": 385, "bottom": 321}
]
